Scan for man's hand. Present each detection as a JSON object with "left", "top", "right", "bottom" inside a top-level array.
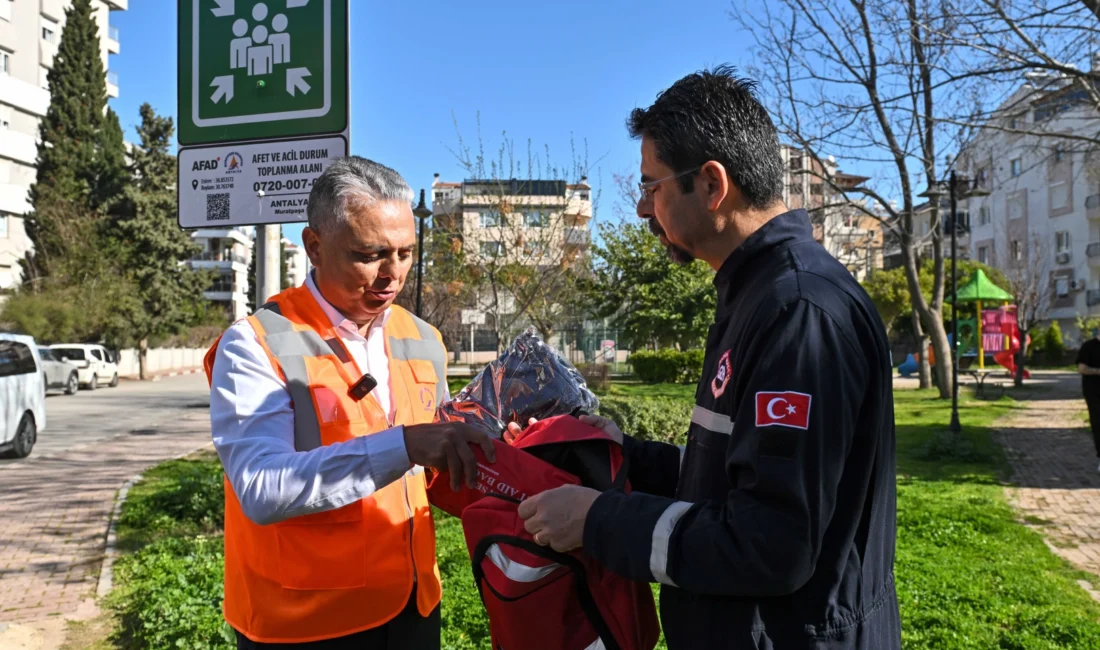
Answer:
[
  {"left": 517, "top": 485, "right": 601, "bottom": 552},
  {"left": 505, "top": 414, "right": 625, "bottom": 446},
  {"left": 404, "top": 422, "right": 496, "bottom": 492}
]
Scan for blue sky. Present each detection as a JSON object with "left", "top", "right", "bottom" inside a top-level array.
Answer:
[{"left": 107, "top": 0, "right": 750, "bottom": 247}]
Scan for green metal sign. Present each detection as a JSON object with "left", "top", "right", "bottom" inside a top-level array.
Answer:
[{"left": 178, "top": 0, "right": 348, "bottom": 146}]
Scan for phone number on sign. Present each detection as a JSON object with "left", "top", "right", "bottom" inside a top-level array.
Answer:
[{"left": 253, "top": 179, "right": 315, "bottom": 193}]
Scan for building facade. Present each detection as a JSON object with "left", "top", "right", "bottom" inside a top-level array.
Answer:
[
  {"left": 189, "top": 226, "right": 253, "bottom": 321},
  {"left": 0, "top": 0, "right": 125, "bottom": 290},
  {"left": 959, "top": 68, "right": 1100, "bottom": 345},
  {"left": 282, "top": 237, "right": 308, "bottom": 288}
]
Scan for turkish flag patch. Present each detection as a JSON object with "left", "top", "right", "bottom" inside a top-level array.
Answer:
[{"left": 755, "top": 391, "right": 812, "bottom": 430}]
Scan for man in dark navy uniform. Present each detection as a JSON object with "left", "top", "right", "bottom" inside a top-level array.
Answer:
[{"left": 517, "top": 66, "right": 901, "bottom": 649}]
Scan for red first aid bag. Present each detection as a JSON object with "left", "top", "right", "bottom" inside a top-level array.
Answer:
[{"left": 426, "top": 415, "right": 660, "bottom": 650}]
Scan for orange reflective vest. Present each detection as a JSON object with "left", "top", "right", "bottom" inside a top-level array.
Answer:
[{"left": 203, "top": 285, "right": 445, "bottom": 644}]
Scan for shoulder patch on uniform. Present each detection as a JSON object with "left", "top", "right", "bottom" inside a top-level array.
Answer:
[
  {"left": 711, "top": 349, "right": 732, "bottom": 398},
  {"left": 755, "top": 391, "right": 812, "bottom": 430}
]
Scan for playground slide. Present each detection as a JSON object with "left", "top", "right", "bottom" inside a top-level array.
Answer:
[{"left": 992, "top": 333, "right": 1031, "bottom": 379}]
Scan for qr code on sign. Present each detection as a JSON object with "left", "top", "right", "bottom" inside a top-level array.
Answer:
[{"left": 206, "top": 193, "right": 231, "bottom": 221}]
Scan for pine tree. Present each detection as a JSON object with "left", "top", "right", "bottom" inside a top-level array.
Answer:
[
  {"left": 25, "top": 0, "right": 125, "bottom": 278},
  {"left": 113, "top": 104, "right": 209, "bottom": 379}
]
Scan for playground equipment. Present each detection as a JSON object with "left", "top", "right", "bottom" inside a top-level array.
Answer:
[{"left": 898, "top": 270, "right": 1029, "bottom": 380}]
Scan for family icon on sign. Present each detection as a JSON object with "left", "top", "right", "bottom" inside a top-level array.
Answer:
[
  {"left": 208, "top": 0, "right": 312, "bottom": 105},
  {"left": 230, "top": 3, "right": 291, "bottom": 76}
]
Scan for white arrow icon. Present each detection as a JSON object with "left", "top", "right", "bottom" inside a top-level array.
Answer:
[
  {"left": 286, "top": 67, "right": 311, "bottom": 96},
  {"left": 211, "top": 0, "right": 235, "bottom": 17},
  {"left": 210, "top": 75, "right": 234, "bottom": 104},
  {"left": 287, "top": 0, "right": 310, "bottom": 7}
]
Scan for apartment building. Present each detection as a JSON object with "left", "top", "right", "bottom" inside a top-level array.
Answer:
[
  {"left": 959, "top": 64, "right": 1100, "bottom": 345},
  {"left": 0, "top": 0, "right": 125, "bottom": 290},
  {"left": 282, "top": 237, "right": 309, "bottom": 288},
  {"left": 189, "top": 226, "right": 253, "bottom": 321},
  {"left": 781, "top": 145, "right": 881, "bottom": 279},
  {"left": 431, "top": 175, "right": 592, "bottom": 267}
]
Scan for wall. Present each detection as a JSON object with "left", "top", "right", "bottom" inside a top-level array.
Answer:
[{"left": 116, "top": 348, "right": 207, "bottom": 379}]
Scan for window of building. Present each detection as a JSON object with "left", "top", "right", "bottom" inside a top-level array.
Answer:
[
  {"left": 1009, "top": 116, "right": 1020, "bottom": 130},
  {"left": 1012, "top": 239, "right": 1023, "bottom": 261},
  {"left": 1010, "top": 158, "right": 1022, "bottom": 177},
  {"left": 0, "top": 0, "right": 12, "bottom": 22},
  {"left": 1054, "top": 145, "right": 1065, "bottom": 163},
  {"left": 789, "top": 183, "right": 803, "bottom": 195},
  {"left": 0, "top": 214, "right": 9, "bottom": 239},
  {"left": 39, "top": 66, "right": 49, "bottom": 90},
  {"left": 0, "top": 50, "right": 10, "bottom": 76},
  {"left": 524, "top": 210, "right": 549, "bottom": 228},
  {"left": 42, "top": 18, "right": 58, "bottom": 43},
  {"left": 978, "top": 246, "right": 989, "bottom": 264},
  {"left": 1056, "top": 231, "right": 1071, "bottom": 253},
  {"left": 1050, "top": 181, "right": 1069, "bottom": 210},
  {"left": 478, "top": 210, "right": 502, "bottom": 228},
  {"left": 790, "top": 156, "right": 803, "bottom": 171},
  {"left": 979, "top": 206, "right": 991, "bottom": 226},
  {"left": 579, "top": 191, "right": 589, "bottom": 200},
  {"left": 1008, "top": 194, "right": 1025, "bottom": 220},
  {"left": 524, "top": 240, "right": 548, "bottom": 257},
  {"left": 480, "top": 241, "right": 504, "bottom": 257},
  {"left": 1056, "top": 277, "right": 1070, "bottom": 297}
]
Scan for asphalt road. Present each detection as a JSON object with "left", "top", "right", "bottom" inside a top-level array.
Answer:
[{"left": 0, "top": 373, "right": 211, "bottom": 465}]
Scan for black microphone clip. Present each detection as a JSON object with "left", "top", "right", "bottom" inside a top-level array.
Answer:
[{"left": 348, "top": 373, "right": 378, "bottom": 402}]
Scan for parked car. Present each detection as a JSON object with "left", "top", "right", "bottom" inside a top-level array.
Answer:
[
  {"left": 38, "top": 347, "right": 80, "bottom": 395},
  {"left": 0, "top": 333, "right": 46, "bottom": 459},
  {"left": 49, "top": 344, "right": 119, "bottom": 390}
]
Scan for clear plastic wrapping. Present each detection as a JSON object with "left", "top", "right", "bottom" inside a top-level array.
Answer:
[{"left": 436, "top": 328, "right": 600, "bottom": 438}]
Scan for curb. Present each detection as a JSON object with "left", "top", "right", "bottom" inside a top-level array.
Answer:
[
  {"left": 94, "top": 442, "right": 216, "bottom": 602},
  {"left": 147, "top": 368, "right": 203, "bottom": 382}
]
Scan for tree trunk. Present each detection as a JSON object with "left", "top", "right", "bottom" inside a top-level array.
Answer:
[
  {"left": 899, "top": 242, "right": 953, "bottom": 398},
  {"left": 138, "top": 337, "right": 148, "bottom": 381},
  {"left": 924, "top": 313, "right": 953, "bottom": 399}
]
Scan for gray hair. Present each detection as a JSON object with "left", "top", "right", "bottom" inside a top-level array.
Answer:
[{"left": 307, "top": 156, "right": 414, "bottom": 235}]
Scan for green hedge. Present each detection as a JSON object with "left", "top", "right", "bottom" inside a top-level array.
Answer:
[
  {"left": 598, "top": 395, "right": 692, "bottom": 445},
  {"left": 629, "top": 349, "right": 704, "bottom": 384}
]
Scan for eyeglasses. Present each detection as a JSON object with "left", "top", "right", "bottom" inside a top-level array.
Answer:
[{"left": 637, "top": 167, "right": 701, "bottom": 202}]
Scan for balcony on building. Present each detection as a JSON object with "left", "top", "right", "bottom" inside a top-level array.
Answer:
[
  {"left": 105, "top": 0, "right": 128, "bottom": 10},
  {"left": 564, "top": 227, "right": 590, "bottom": 248},
  {"left": 106, "top": 70, "right": 119, "bottom": 98},
  {"left": 1088, "top": 242, "right": 1100, "bottom": 266},
  {"left": 107, "top": 25, "right": 120, "bottom": 54}
]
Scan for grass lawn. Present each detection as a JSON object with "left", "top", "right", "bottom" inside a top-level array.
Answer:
[{"left": 92, "top": 382, "right": 1100, "bottom": 649}]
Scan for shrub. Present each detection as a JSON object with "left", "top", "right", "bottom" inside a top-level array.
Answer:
[
  {"left": 118, "top": 458, "right": 224, "bottom": 548},
  {"left": 109, "top": 536, "right": 234, "bottom": 649},
  {"left": 1044, "top": 321, "right": 1065, "bottom": 365},
  {"left": 629, "top": 349, "right": 704, "bottom": 384},
  {"left": 597, "top": 396, "right": 692, "bottom": 445}
]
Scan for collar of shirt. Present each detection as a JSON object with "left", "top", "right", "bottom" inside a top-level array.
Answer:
[
  {"left": 305, "top": 271, "right": 391, "bottom": 341},
  {"left": 712, "top": 208, "right": 813, "bottom": 311}
]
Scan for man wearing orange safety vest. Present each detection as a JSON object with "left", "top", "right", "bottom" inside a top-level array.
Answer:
[{"left": 206, "top": 157, "right": 495, "bottom": 649}]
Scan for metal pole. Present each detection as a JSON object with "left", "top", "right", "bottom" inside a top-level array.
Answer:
[
  {"left": 949, "top": 171, "right": 961, "bottom": 434},
  {"left": 416, "top": 215, "right": 425, "bottom": 317},
  {"left": 255, "top": 224, "right": 281, "bottom": 308}
]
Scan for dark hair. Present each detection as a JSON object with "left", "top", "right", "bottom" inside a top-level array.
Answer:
[{"left": 628, "top": 65, "right": 783, "bottom": 210}]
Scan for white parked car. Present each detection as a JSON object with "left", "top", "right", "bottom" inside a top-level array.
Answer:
[
  {"left": 50, "top": 344, "right": 119, "bottom": 390},
  {"left": 0, "top": 333, "right": 46, "bottom": 459},
  {"left": 38, "top": 347, "right": 80, "bottom": 396}
]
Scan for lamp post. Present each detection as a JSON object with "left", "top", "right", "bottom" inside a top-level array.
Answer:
[
  {"left": 920, "top": 171, "right": 989, "bottom": 434},
  {"left": 412, "top": 189, "right": 432, "bottom": 318}
]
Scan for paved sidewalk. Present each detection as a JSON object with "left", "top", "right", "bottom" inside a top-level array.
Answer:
[
  {"left": 0, "top": 409, "right": 211, "bottom": 629},
  {"left": 993, "top": 372, "right": 1100, "bottom": 598}
]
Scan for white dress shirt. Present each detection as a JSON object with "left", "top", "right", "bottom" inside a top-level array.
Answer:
[{"left": 210, "top": 272, "right": 443, "bottom": 525}]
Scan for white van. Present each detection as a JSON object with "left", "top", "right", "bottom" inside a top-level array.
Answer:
[
  {"left": 0, "top": 333, "right": 46, "bottom": 459},
  {"left": 49, "top": 343, "right": 119, "bottom": 390}
]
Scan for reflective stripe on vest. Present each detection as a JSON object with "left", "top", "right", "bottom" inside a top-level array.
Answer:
[{"left": 389, "top": 315, "right": 447, "bottom": 407}]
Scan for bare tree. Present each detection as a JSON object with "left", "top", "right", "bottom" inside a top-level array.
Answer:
[
  {"left": 735, "top": 0, "right": 961, "bottom": 397},
  {"left": 437, "top": 117, "right": 599, "bottom": 352},
  {"left": 994, "top": 229, "right": 1053, "bottom": 385}
]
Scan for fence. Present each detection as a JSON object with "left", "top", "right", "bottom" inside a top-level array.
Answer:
[
  {"left": 116, "top": 348, "right": 208, "bottom": 379},
  {"left": 443, "top": 326, "right": 631, "bottom": 374}
]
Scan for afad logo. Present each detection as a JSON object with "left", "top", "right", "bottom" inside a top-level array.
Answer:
[{"left": 224, "top": 152, "right": 244, "bottom": 174}]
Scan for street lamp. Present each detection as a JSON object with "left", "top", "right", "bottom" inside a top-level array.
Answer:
[
  {"left": 919, "top": 171, "right": 990, "bottom": 434},
  {"left": 412, "top": 189, "right": 432, "bottom": 318}
]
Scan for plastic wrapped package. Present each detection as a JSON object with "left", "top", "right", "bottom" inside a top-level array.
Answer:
[{"left": 435, "top": 328, "right": 600, "bottom": 438}]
